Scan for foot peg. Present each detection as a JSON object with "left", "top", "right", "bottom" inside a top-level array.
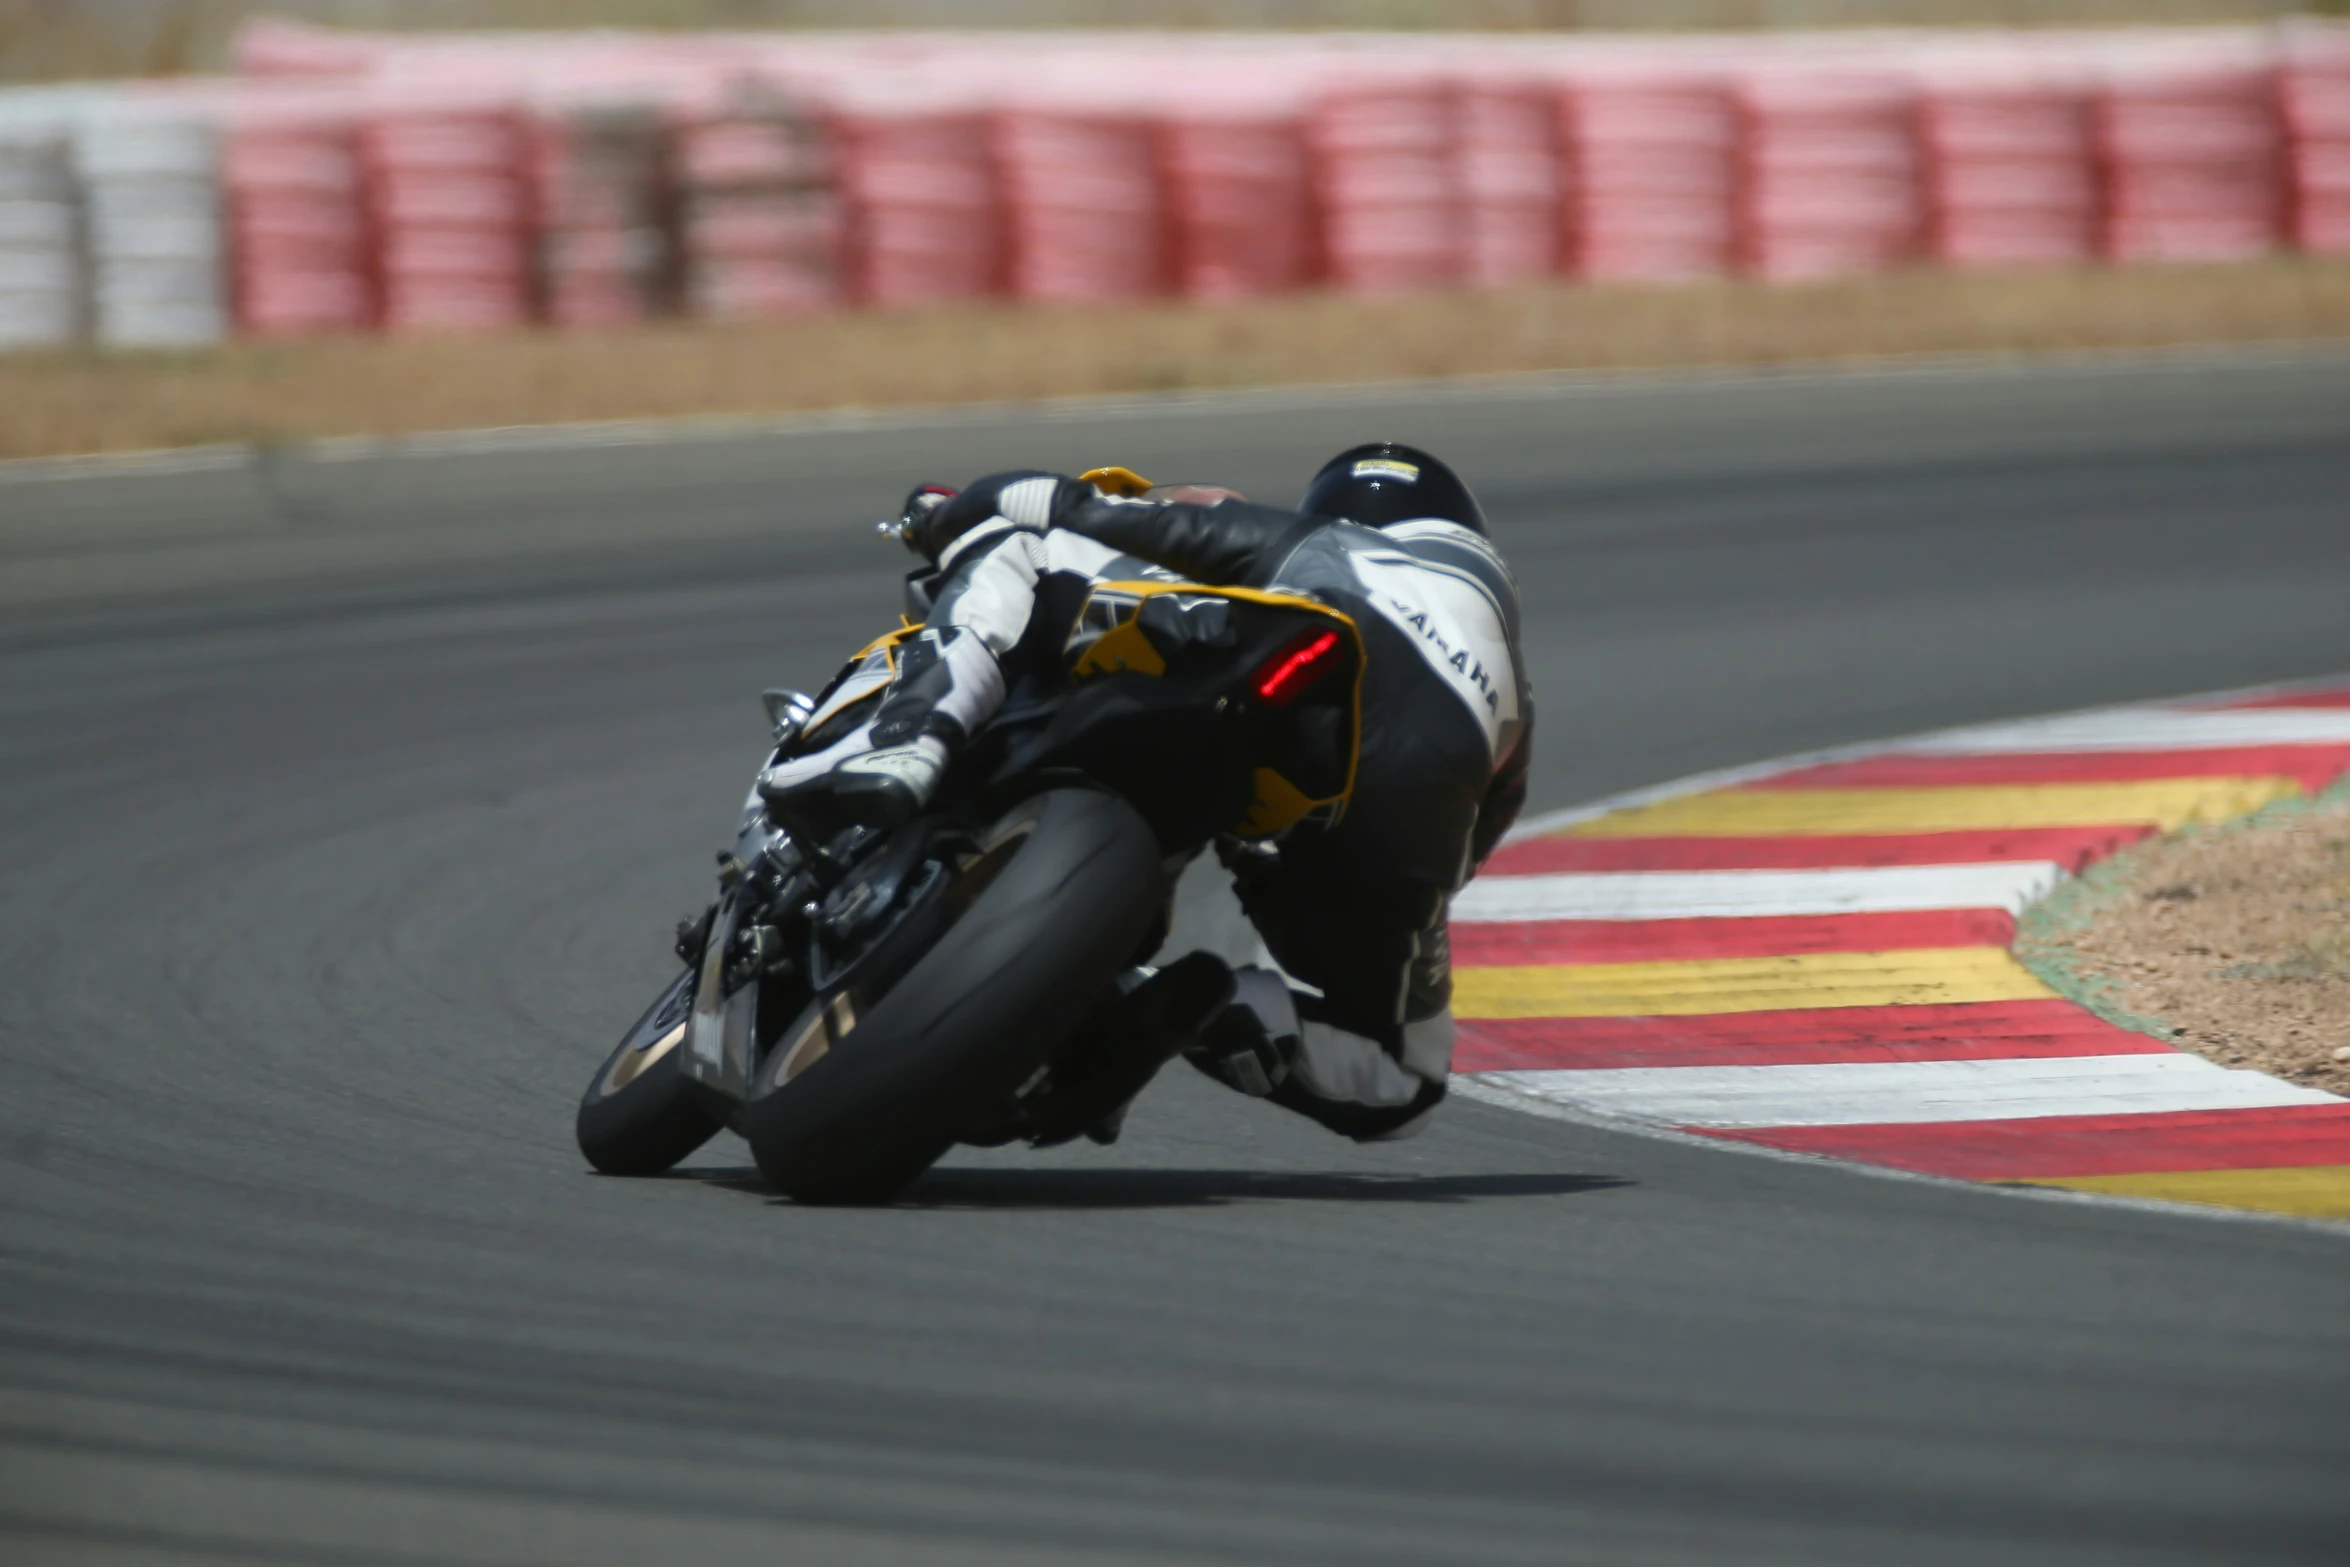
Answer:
[{"left": 674, "top": 903, "right": 717, "bottom": 966}]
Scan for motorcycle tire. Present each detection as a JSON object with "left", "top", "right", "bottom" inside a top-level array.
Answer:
[
  {"left": 743, "top": 787, "right": 1166, "bottom": 1204},
  {"left": 576, "top": 969, "right": 724, "bottom": 1176}
]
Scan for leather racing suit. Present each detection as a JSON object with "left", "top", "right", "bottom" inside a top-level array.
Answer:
[{"left": 767, "top": 472, "right": 1533, "bottom": 1141}]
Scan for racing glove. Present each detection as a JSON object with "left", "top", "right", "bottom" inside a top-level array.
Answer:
[{"left": 903, "top": 470, "right": 1079, "bottom": 564}]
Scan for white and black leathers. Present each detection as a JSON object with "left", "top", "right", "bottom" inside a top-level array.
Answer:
[{"left": 864, "top": 470, "right": 1534, "bottom": 1142}]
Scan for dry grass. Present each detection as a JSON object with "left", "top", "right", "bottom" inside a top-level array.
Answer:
[
  {"left": 3, "top": 258, "right": 2346, "bottom": 460},
  {"left": 2017, "top": 797, "right": 2350, "bottom": 1096}
]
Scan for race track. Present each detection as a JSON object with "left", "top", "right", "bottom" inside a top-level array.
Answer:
[{"left": 4, "top": 350, "right": 2349, "bottom": 1566}]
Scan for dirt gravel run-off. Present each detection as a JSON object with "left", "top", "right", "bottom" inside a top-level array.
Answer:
[
  {"left": 2018, "top": 798, "right": 2350, "bottom": 1098},
  {"left": 4, "top": 258, "right": 2348, "bottom": 460}
]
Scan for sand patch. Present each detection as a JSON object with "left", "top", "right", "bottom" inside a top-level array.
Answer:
[{"left": 2018, "top": 794, "right": 2350, "bottom": 1097}]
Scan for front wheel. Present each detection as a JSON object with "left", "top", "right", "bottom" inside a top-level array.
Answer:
[
  {"left": 743, "top": 787, "right": 1166, "bottom": 1204},
  {"left": 576, "top": 969, "right": 724, "bottom": 1175}
]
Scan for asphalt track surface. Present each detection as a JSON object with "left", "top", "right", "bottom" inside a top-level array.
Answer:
[{"left": 4, "top": 350, "right": 2349, "bottom": 1566}]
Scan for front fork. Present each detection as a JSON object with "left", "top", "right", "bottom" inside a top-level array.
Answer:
[{"left": 680, "top": 789, "right": 788, "bottom": 1105}]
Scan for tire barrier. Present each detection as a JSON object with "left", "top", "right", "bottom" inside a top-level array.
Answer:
[
  {"left": 363, "top": 95, "right": 534, "bottom": 335},
  {"left": 1919, "top": 46, "right": 2103, "bottom": 269},
  {"left": 537, "top": 99, "right": 670, "bottom": 329},
  {"left": 2285, "top": 23, "right": 2350, "bottom": 252},
  {"left": 2, "top": 18, "right": 2346, "bottom": 350},
  {"left": 676, "top": 87, "right": 840, "bottom": 320},
  {"left": 225, "top": 88, "right": 371, "bottom": 336},
  {"left": 0, "top": 90, "right": 90, "bottom": 350}
]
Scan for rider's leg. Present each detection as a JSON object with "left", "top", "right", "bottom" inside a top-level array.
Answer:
[
  {"left": 761, "top": 529, "right": 1045, "bottom": 826},
  {"left": 1014, "top": 952, "right": 1237, "bottom": 1148},
  {"left": 1185, "top": 848, "right": 1454, "bottom": 1142},
  {"left": 816, "top": 624, "right": 1004, "bottom": 824}
]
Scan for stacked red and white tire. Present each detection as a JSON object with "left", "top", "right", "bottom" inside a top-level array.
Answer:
[
  {"left": 360, "top": 94, "right": 533, "bottom": 334},
  {"left": 1310, "top": 67, "right": 1462, "bottom": 295},
  {"left": 832, "top": 91, "right": 1002, "bottom": 308},
  {"left": 2280, "top": 21, "right": 2350, "bottom": 256},
  {"left": 674, "top": 85, "right": 839, "bottom": 320},
  {"left": 531, "top": 98, "right": 670, "bottom": 329},
  {"left": 224, "top": 89, "right": 371, "bottom": 336},
  {"left": 2097, "top": 32, "right": 2287, "bottom": 263},
  {"left": 1558, "top": 59, "right": 1738, "bottom": 282},
  {"left": 11, "top": 22, "right": 2350, "bottom": 358},
  {"left": 1160, "top": 77, "right": 1315, "bottom": 302},
  {"left": 1917, "top": 45, "right": 2101, "bottom": 268},
  {"left": 1737, "top": 60, "right": 1924, "bottom": 281},
  {"left": 1457, "top": 56, "right": 1562, "bottom": 287},
  {"left": 996, "top": 100, "right": 1166, "bottom": 304}
]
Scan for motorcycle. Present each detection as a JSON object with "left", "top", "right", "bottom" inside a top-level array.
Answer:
[{"left": 575, "top": 571, "right": 1365, "bottom": 1203}]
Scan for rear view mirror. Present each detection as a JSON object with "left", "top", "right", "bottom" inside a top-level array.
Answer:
[{"left": 763, "top": 688, "right": 817, "bottom": 745}]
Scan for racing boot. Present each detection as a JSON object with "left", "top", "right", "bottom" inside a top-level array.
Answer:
[
  {"left": 759, "top": 625, "right": 1004, "bottom": 830},
  {"left": 815, "top": 736, "right": 951, "bottom": 830},
  {"left": 1019, "top": 953, "right": 1237, "bottom": 1148},
  {"left": 1183, "top": 966, "right": 1302, "bottom": 1098}
]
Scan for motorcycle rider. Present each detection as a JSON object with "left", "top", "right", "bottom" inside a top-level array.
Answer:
[{"left": 760, "top": 444, "right": 1532, "bottom": 1142}]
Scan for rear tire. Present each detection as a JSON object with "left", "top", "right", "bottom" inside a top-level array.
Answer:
[
  {"left": 744, "top": 788, "right": 1165, "bottom": 1204},
  {"left": 576, "top": 970, "right": 724, "bottom": 1176}
]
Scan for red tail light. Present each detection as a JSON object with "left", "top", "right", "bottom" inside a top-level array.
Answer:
[{"left": 1252, "top": 629, "right": 1343, "bottom": 706}]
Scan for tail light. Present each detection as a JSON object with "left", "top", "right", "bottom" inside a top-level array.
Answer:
[{"left": 1252, "top": 628, "right": 1343, "bottom": 707}]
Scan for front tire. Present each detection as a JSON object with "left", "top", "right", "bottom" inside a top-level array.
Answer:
[
  {"left": 576, "top": 969, "right": 724, "bottom": 1176},
  {"left": 743, "top": 787, "right": 1166, "bottom": 1204}
]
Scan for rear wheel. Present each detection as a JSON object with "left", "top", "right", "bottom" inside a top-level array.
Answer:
[
  {"left": 575, "top": 970, "right": 724, "bottom": 1176},
  {"left": 743, "top": 787, "right": 1166, "bottom": 1204}
]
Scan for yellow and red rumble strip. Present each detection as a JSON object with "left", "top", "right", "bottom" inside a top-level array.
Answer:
[{"left": 1456, "top": 683, "right": 2350, "bottom": 1224}]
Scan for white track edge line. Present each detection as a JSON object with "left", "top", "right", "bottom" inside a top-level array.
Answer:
[
  {"left": 1450, "top": 1076, "right": 2350, "bottom": 1240},
  {"left": 1453, "top": 861, "right": 2064, "bottom": 920}
]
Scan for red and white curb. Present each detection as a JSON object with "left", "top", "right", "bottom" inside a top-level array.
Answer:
[{"left": 1455, "top": 680, "right": 2350, "bottom": 1225}]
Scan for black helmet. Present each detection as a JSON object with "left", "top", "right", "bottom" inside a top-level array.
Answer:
[{"left": 1298, "top": 442, "right": 1487, "bottom": 536}]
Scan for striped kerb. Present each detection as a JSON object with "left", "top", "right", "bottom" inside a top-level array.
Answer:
[
  {"left": 1456, "top": 687, "right": 2350, "bottom": 1225},
  {"left": 1559, "top": 779, "right": 2302, "bottom": 838}
]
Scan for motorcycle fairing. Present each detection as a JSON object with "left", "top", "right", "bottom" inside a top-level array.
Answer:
[
  {"left": 1059, "top": 580, "right": 1365, "bottom": 838},
  {"left": 675, "top": 583, "right": 1361, "bottom": 1110},
  {"left": 796, "top": 623, "right": 923, "bottom": 744}
]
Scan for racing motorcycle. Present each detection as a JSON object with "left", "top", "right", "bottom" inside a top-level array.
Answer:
[{"left": 575, "top": 570, "right": 1364, "bottom": 1203}]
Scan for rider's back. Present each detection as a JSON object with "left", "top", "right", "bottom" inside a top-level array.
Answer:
[{"left": 1053, "top": 491, "right": 1531, "bottom": 889}]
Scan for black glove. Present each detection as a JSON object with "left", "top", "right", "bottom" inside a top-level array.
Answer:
[
  {"left": 907, "top": 469, "right": 1079, "bottom": 563},
  {"left": 885, "top": 483, "right": 959, "bottom": 559}
]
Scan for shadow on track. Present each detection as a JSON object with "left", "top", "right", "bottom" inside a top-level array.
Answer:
[{"left": 649, "top": 1165, "right": 1632, "bottom": 1209}]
